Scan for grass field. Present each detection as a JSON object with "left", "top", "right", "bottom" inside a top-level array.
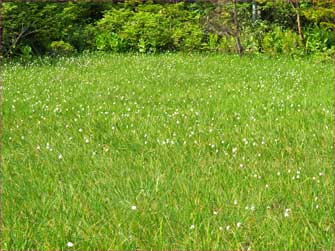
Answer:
[{"left": 2, "top": 53, "right": 334, "bottom": 250}]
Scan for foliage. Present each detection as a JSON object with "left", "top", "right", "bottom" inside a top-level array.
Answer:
[
  {"left": 304, "top": 26, "right": 334, "bottom": 53},
  {"left": 95, "top": 3, "right": 205, "bottom": 53},
  {"left": 2, "top": 2, "right": 106, "bottom": 57},
  {"left": 50, "top": 41, "right": 75, "bottom": 56},
  {"left": 262, "top": 26, "right": 303, "bottom": 55},
  {"left": 256, "top": 0, "right": 297, "bottom": 30},
  {"left": 2, "top": 3, "right": 64, "bottom": 56},
  {"left": 301, "top": 0, "right": 334, "bottom": 30},
  {"left": 2, "top": 1, "right": 334, "bottom": 57}
]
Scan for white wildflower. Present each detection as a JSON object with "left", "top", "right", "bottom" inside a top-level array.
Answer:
[{"left": 284, "top": 208, "right": 290, "bottom": 217}]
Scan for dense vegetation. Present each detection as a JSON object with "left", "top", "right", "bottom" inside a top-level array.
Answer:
[
  {"left": 3, "top": 0, "right": 334, "bottom": 58},
  {"left": 3, "top": 53, "right": 333, "bottom": 250}
]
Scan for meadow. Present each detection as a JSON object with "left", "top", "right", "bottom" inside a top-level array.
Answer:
[{"left": 2, "top": 53, "right": 334, "bottom": 250}]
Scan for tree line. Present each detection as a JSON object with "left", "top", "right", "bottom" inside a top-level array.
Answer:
[{"left": 2, "top": 0, "right": 334, "bottom": 58}]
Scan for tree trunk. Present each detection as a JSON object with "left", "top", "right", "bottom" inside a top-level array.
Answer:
[
  {"left": 232, "top": 0, "right": 243, "bottom": 56},
  {"left": 252, "top": 0, "right": 257, "bottom": 23},
  {"left": 296, "top": 10, "right": 305, "bottom": 45},
  {"left": 289, "top": 0, "right": 305, "bottom": 45}
]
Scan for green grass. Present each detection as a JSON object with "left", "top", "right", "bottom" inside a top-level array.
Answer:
[{"left": 2, "top": 53, "right": 334, "bottom": 250}]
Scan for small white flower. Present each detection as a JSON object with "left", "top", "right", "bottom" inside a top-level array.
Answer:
[
  {"left": 36, "top": 145, "right": 41, "bottom": 150},
  {"left": 316, "top": 205, "right": 319, "bottom": 209},
  {"left": 284, "top": 208, "right": 290, "bottom": 217},
  {"left": 58, "top": 154, "right": 63, "bottom": 160},
  {"left": 213, "top": 211, "right": 218, "bottom": 215},
  {"left": 236, "top": 222, "right": 242, "bottom": 228},
  {"left": 234, "top": 199, "right": 238, "bottom": 205},
  {"left": 219, "top": 226, "right": 223, "bottom": 231},
  {"left": 277, "top": 171, "right": 280, "bottom": 176},
  {"left": 131, "top": 205, "right": 137, "bottom": 210},
  {"left": 319, "top": 172, "right": 324, "bottom": 176},
  {"left": 190, "top": 224, "right": 195, "bottom": 229},
  {"left": 67, "top": 242, "right": 74, "bottom": 247},
  {"left": 225, "top": 225, "right": 230, "bottom": 231}
]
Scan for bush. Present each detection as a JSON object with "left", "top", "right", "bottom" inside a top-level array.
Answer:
[
  {"left": 50, "top": 41, "right": 75, "bottom": 56},
  {"left": 122, "top": 10, "right": 173, "bottom": 52},
  {"left": 304, "top": 26, "right": 334, "bottom": 54},
  {"left": 218, "top": 36, "right": 236, "bottom": 53},
  {"left": 95, "top": 3, "right": 206, "bottom": 53},
  {"left": 3, "top": 2, "right": 108, "bottom": 57},
  {"left": 262, "top": 27, "right": 302, "bottom": 55}
]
